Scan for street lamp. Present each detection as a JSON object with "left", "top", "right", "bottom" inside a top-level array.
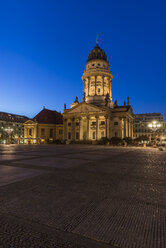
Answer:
[
  {"left": 148, "top": 121, "right": 161, "bottom": 129},
  {"left": 4, "top": 127, "right": 14, "bottom": 144},
  {"left": 148, "top": 121, "right": 162, "bottom": 145}
]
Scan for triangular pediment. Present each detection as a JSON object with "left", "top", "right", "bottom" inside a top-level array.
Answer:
[
  {"left": 24, "top": 119, "right": 36, "bottom": 124},
  {"left": 65, "top": 102, "right": 104, "bottom": 114},
  {"left": 128, "top": 107, "right": 134, "bottom": 116}
]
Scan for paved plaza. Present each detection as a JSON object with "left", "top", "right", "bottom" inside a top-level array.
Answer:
[{"left": 0, "top": 144, "right": 165, "bottom": 248}]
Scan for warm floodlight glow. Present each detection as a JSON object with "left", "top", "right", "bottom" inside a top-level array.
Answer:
[
  {"left": 4, "top": 127, "right": 13, "bottom": 133},
  {"left": 148, "top": 121, "right": 162, "bottom": 130}
]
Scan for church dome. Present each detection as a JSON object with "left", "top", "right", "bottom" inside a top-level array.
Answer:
[{"left": 87, "top": 38, "right": 108, "bottom": 62}]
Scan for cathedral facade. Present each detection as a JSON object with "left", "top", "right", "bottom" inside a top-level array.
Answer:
[{"left": 63, "top": 38, "right": 134, "bottom": 142}]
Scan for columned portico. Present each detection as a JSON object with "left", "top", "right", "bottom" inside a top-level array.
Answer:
[{"left": 63, "top": 38, "right": 134, "bottom": 143}]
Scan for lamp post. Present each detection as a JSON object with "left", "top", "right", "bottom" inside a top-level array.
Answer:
[
  {"left": 4, "top": 127, "right": 14, "bottom": 144},
  {"left": 148, "top": 121, "right": 162, "bottom": 145}
]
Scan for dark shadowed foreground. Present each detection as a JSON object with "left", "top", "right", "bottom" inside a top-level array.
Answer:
[{"left": 0, "top": 144, "right": 165, "bottom": 248}]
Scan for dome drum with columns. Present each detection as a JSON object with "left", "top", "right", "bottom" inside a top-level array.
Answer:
[
  {"left": 82, "top": 37, "right": 113, "bottom": 107},
  {"left": 63, "top": 38, "right": 134, "bottom": 142}
]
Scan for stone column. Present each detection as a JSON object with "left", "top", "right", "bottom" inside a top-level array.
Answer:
[
  {"left": 83, "top": 79, "right": 86, "bottom": 97},
  {"left": 102, "top": 76, "right": 104, "bottom": 95},
  {"left": 125, "top": 118, "right": 128, "bottom": 137},
  {"left": 24, "top": 128, "right": 27, "bottom": 138},
  {"left": 96, "top": 116, "right": 99, "bottom": 140},
  {"left": 87, "top": 116, "right": 90, "bottom": 140},
  {"left": 64, "top": 119, "right": 67, "bottom": 140},
  {"left": 124, "top": 118, "right": 126, "bottom": 137},
  {"left": 128, "top": 119, "right": 130, "bottom": 137},
  {"left": 105, "top": 115, "right": 108, "bottom": 138},
  {"left": 107, "top": 117, "right": 110, "bottom": 139},
  {"left": 121, "top": 118, "right": 124, "bottom": 139},
  {"left": 34, "top": 126, "right": 37, "bottom": 139},
  {"left": 72, "top": 117, "right": 75, "bottom": 140},
  {"left": 95, "top": 76, "right": 97, "bottom": 95},
  {"left": 79, "top": 117, "right": 82, "bottom": 140},
  {"left": 108, "top": 77, "right": 110, "bottom": 97},
  {"left": 36, "top": 125, "right": 39, "bottom": 141},
  {"left": 110, "top": 79, "right": 112, "bottom": 101},
  {"left": 131, "top": 120, "right": 133, "bottom": 139},
  {"left": 87, "top": 77, "right": 90, "bottom": 96}
]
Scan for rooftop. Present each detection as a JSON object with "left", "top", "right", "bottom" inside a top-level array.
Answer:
[
  {"left": 0, "top": 112, "right": 29, "bottom": 123},
  {"left": 33, "top": 108, "right": 63, "bottom": 124}
]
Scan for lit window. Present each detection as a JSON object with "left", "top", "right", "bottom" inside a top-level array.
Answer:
[
  {"left": 68, "top": 132, "right": 71, "bottom": 139},
  {"left": 50, "top": 129, "right": 53, "bottom": 138},
  {"left": 101, "top": 131, "right": 104, "bottom": 138},
  {"left": 59, "top": 130, "right": 63, "bottom": 134},
  {"left": 41, "top": 128, "right": 45, "bottom": 136},
  {"left": 76, "top": 132, "right": 79, "bottom": 139}
]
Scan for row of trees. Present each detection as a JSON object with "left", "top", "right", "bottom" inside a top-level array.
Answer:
[
  {"left": 97, "top": 135, "right": 151, "bottom": 145},
  {"left": 47, "top": 136, "right": 152, "bottom": 145}
]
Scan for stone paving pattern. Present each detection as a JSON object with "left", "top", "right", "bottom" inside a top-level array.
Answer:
[{"left": 0, "top": 144, "right": 165, "bottom": 248}]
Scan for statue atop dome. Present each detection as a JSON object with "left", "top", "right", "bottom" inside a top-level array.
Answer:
[{"left": 87, "top": 37, "right": 108, "bottom": 62}]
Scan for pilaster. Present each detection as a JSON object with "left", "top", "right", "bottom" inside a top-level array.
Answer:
[
  {"left": 72, "top": 117, "right": 75, "bottom": 140},
  {"left": 88, "top": 77, "right": 90, "bottom": 96},
  {"left": 87, "top": 116, "right": 90, "bottom": 140},
  {"left": 95, "top": 116, "right": 99, "bottom": 140},
  {"left": 79, "top": 117, "right": 82, "bottom": 140},
  {"left": 64, "top": 119, "right": 67, "bottom": 140},
  {"left": 102, "top": 76, "right": 104, "bottom": 95},
  {"left": 95, "top": 76, "right": 97, "bottom": 95}
]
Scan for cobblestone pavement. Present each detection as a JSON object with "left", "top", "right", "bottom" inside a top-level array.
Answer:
[{"left": 0, "top": 144, "right": 165, "bottom": 248}]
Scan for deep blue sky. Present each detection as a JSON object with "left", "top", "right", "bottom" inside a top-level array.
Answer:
[{"left": 0, "top": 0, "right": 166, "bottom": 119}]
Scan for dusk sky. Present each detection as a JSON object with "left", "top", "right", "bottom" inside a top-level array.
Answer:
[{"left": 0, "top": 0, "right": 166, "bottom": 119}]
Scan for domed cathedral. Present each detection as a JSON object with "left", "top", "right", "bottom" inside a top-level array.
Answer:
[
  {"left": 82, "top": 36, "right": 113, "bottom": 107},
  {"left": 63, "top": 38, "right": 134, "bottom": 142}
]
